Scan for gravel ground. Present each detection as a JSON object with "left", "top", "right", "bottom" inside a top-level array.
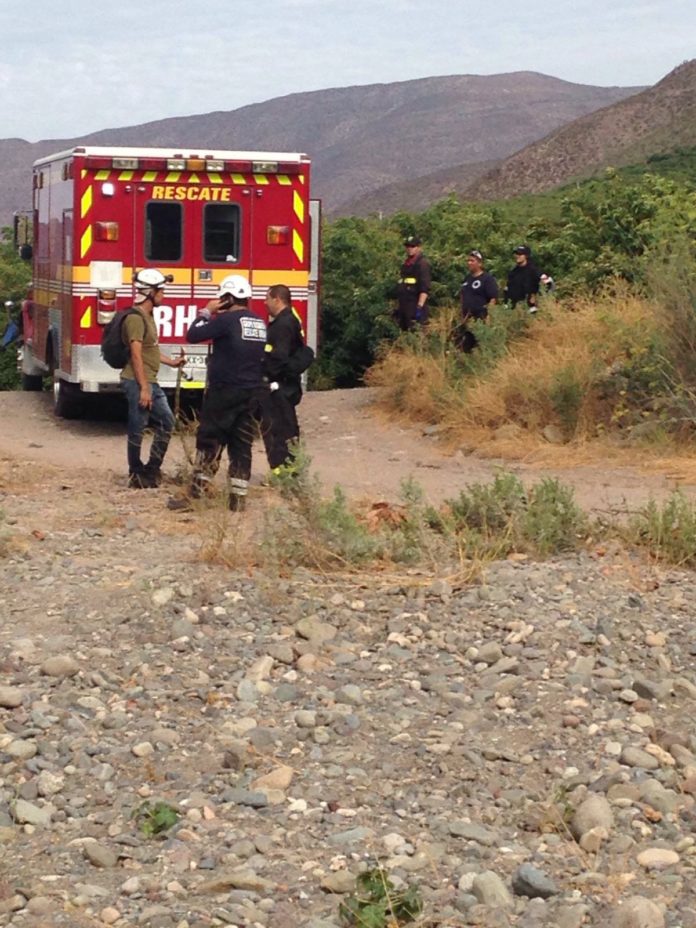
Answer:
[{"left": 1, "top": 459, "right": 696, "bottom": 928}]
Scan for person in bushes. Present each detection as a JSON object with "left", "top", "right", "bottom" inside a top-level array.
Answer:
[
  {"left": 504, "top": 245, "right": 542, "bottom": 313},
  {"left": 455, "top": 250, "right": 499, "bottom": 352},
  {"left": 394, "top": 235, "right": 431, "bottom": 331}
]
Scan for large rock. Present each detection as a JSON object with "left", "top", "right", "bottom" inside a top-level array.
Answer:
[
  {"left": 40, "top": 655, "right": 79, "bottom": 678},
  {"left": 0, "top": 686, "right": 23, "bottom": 708}
]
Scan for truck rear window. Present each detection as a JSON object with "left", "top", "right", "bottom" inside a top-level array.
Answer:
[
  {"left": 204, "top": 204, "right": 240, "bottom": 263},
  {"left": 145, "top": 202, "right": 182, "bottom": 261}
]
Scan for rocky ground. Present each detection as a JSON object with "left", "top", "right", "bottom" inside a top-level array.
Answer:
[{"left": 1, "top": 458, "right": 696, "bottom": 928}]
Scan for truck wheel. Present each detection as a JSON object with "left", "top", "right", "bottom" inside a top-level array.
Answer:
[
  {"left": 21, "top": 373, "right": 44, "bottom": 391},
  {"left": 53, "top": 378, "right": 84, "bottom": 419}
]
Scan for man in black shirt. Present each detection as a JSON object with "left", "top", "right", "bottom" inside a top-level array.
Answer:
[
  {"left": 504, "top": 245, "right": 542, "bottom": 312},
  {"left": 168, "top": 275, "right": 267, "bottom": 512},
  {"left": 261, "top": 284, "right": 314, "bottom": 473},
  {"left": 395, "top": 235, "right": 431, "bottom": 331},
  {"left": 460, "top": 250, "right": 499, "bottom": 321}
]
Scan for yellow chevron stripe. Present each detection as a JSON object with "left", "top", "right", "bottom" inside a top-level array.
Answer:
[
  {"left": 231, "top": 174, "right": 246, "bottom": 185},
  {"left": 189, "top": 173, "right": 200, "bottom": 184},
  {"left": 299, "top": 174, "right": 305, "bottom": 185},
  {"left": 142, "top": 171, "right": 158, "bottom": 182},
  {"left": 166, "top": 172, "right": 182, "bottom": 182},
  {"left": 293, "top": 190, "right": 305, "bottom": 223},
  {"left": 208, "top": 173, "right": 223, "bottom": 184},
  {"left": 81, "top": 169, "right": 87, "bottom": 180},
  {"left": 80, "top": 226, "right": 93, "bottom": 259},
  {"left": 118, "top": 170, "right": 134, "bottom": 181},
  {"left": 253, "top": 174, "right": 269, "bottom": 185},
  {"left": 79, "top": 306, "right": 92, "bottom": 329},
  {"left": 277, "top": 174, "right": 291, "bottom": 186},
  {"left": 293, "top": 229, "right": 304, "bottom": 263},
  {"left": 95, "top": 170, "right": 111, "bottom": 181},
  {"left": 80, "top": 185, "right": 93, "bottom": 219}
]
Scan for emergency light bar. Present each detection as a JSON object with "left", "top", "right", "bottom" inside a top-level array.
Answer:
[{"left": 81, "top": 155, "right": 303, "bottom": 174}]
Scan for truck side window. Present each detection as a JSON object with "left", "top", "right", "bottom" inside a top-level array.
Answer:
[
  {"left": 145, "top": 202, "right": 182, "bottom": 261},
  {"left": 204, "top": 204, "right": 240, "bottom": 263}
]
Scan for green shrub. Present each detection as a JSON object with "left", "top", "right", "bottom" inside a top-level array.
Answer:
[{"left": 628, "top": 492, "right": 696, "bottom": 566}]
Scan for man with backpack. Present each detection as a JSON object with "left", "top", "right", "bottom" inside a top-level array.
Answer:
[
  {"left": 118, "top": 269, "right": 186, "bottom": 488},
  {"left": 260, "top": 284, "right": 314, "bottom": 475}
]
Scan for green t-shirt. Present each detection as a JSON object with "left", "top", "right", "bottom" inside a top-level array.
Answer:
[{"left": 121, "top": 310, "right": 161, "bottom": 383}]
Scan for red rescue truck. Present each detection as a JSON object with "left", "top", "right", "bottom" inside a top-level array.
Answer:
[{"left": 21, "top": 146, "right": 320, "bottom": 417}]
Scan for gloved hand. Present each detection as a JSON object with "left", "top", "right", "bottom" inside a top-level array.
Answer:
[{"left": 269, "top": 382, "right": 280, "bottom": 392}]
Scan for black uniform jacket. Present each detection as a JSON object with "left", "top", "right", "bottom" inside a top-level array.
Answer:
[
  {"left": 264, "top": 307, "right": 306, "bottom": 404},
  {"left": 186, "top": 309, "right": 266, "bottom": 388}
]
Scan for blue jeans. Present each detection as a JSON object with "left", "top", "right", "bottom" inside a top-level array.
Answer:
[{"left": 121, "top": 379, "right": 175, "bottom": 474}]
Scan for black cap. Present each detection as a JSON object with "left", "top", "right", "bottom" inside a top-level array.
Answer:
[
  {"left": 513, "top": 245, "right": 531, "bottom": 256},
  {"left": 404, "top": 235, "right": 421, "bottom": 247}
]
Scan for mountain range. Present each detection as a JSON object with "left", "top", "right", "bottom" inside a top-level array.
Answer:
[{"left": 0, "top": 71, "right": 641, "bottom": 227}]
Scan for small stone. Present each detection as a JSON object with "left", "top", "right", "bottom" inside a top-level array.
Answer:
[
  {"left": 36, "top": 771, "right": 64, "bottom": 797},
  {"left": 236, "top": 679, "right": 259, "bottom": 703},
  {"left": 449, "top": 821, "right": 497, "bottom": 846},
  {"left": 621, "top": 746, "right": 660, "bottom": 770},
  {"left": 472, "top": 871, "right": 514, "bottom": 908},
  {"left": 571, "top": 795, "right": 614, "bottom": 840},
  {"left": 295, "top": 709, "right": 317, "bottom": 728},
  {"left": 13, "top": 799, "right": 52, "bottom": 827},
  {"left": 335, "top": 684, "right": 363, "bottom": 706},
  {"left": 41, "top": 655, "right": 79, "bottom": 678},
  {"left": 100, "top": 908, "right": 122, "bottom": 926},
  {"left": 579, "top": 826, "right": 609, "bottom": 853},
  {"left": 84, "top": 841, "right": 118, "bottom": 869},
  {"left": 511, "top": 863, "right": 559, "bottom": 899},
  {"left": 321, "top": 871, "right": 356, "bottom": 894},
  {"left": 132, "top": 741, "right": 155, "bottom": 757},
  {"left": 246, "top": 655, "right": 274, "bottom": 682},
  {"left": 295, "top": 617, "right": 337, "bottom": 645},
  {"left": 611, "top": 895, "right": 665, "bottom": 928},
  {"left": 252, "top": 765, "right": 294, "bottom": 791},
  {"left": 636, "top": 848, "right": 679, "bottom": 871},
  {"left": 0, "top": 686, "right": 23, "bottom": 708},
  {"left": 152, "top": 587, "right": 174, "bottom": 606}
]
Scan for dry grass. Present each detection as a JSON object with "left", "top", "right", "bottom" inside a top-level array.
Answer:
[{"left": 368, "top": 292, "right": 680, "bottom": 467}]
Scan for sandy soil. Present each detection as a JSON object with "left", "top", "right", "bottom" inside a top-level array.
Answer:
[{"left": 0, "top": 388, "right": 693, "bottom": 515}]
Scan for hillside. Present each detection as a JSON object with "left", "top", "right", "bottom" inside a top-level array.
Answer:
[
  {"left": 464, "top": 59, "right": 696, "bottom": 200},
  {"left": 0, "top": 72, "right": 640, "bottom": 226}
]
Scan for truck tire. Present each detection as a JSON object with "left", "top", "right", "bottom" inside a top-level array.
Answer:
[
  {"left": 21, "top": 373, "right": 44, "bottom": 391},
  {"left": 53, "top": 378, "right": 84, "bottom": 419}
]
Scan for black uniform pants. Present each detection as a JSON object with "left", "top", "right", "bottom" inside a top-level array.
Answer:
[
  {"left": 193, "top": 385, "right": 258, "bottom": 486},
  {"left": 395, "top": 299, "right": 427, "bottom": 331},
  {"left": 258, "top": 388, "right": 300, "bottom": 470}
]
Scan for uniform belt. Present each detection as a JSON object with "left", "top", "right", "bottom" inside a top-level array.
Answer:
[{"left": 401, "top": 277, "right": 418, "bottom": 284}]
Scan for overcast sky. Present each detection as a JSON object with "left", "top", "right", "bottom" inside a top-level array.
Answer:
[{"left": 1, "top": 0, "right": 693, "bottom": 142}]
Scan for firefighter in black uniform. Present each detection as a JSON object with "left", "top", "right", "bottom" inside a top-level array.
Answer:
[
  {"left": 168, "top": 275, "right": 267, "bottom": 512},
  {"left": 504, "top": 245, "right": 542, "bottom": 313},
  {"left": 395, "top": 235, "right": 431, "bottom": 331},
  {"left": 261, "top": 284, "right": 314, "bottom": 473}
]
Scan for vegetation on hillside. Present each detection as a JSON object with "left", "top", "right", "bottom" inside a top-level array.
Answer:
[
  {"left": 0, "top": 228, "right": 30, "bottom": 390},
  {"left": 314, "top": 159, "right": 696, "bottom": 453}
]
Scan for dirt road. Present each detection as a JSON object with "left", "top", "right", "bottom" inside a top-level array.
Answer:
[{"left": 0, "top": 388, "right": 693, "bottom": 514}]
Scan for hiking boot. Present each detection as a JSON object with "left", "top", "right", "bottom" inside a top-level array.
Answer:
[
  {"left": 229, "top": 493, "right": 246, "bottom": 513},
  {"left": 128, "top": 470, "right": 157, "bottom": 489},
  {"left": 143, "top": 464, "right": 163, "bottom": 487}
]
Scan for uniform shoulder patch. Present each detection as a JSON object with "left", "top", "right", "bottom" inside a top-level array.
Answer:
[{"left": 240, "top": 317, "right": 267, "bottom": 341}]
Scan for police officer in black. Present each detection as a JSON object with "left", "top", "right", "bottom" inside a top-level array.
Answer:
[
  {"left": 168, "top": 275, "right": 267, "bottom": 512},
  {"left": 261, "top": 284, "right": 314, "bottom": 473},
  {"left": 504, "top": 245, "right": 542, "bottom": 312},
  {"left": 395, "top": 235, "right": 431, "bottom": 331}
]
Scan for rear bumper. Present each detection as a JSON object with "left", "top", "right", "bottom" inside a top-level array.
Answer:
[{"left": 62, "top": 345, "right": 209, "bottom": 392}]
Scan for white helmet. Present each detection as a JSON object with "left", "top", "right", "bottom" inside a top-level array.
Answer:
[
  {"left": 219, "top": 275, "right": 252, "bottom": 301},
  {"left": 133, "top": 268, "right": 172, "bottom": 302}
]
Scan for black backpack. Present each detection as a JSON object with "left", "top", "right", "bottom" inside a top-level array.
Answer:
[{"left": 100, "top": 308, "right": 144, "bottom": 369}]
